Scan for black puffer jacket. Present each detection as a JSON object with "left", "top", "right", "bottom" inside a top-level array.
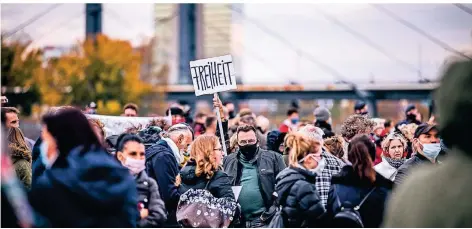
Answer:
[
  {"left": 275, "top": 167, "right": 325, "bottom": 227},
  {"left": 325, "top": 166, "right": 393, "bottom": 228},
  {"left": 135, "top": 171, "right": 167, "bottom": 227},
  {"left": 179, "top": 160, "right": 234, "bottom": 199}
]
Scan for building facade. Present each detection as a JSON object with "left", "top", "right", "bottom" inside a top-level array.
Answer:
[{"left": 153, "top": 3, "right": 243, "bottom": 85}]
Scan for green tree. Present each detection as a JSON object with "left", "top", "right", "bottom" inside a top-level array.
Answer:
[{"left": 1, "top": 37, "right": 42, "bottom": 115}]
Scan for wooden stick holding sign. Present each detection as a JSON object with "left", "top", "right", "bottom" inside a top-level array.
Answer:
[{"left": 190, "top": 54, "right": 237, "bottom": 157}]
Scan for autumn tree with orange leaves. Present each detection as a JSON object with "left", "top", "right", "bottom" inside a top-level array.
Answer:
[{"left": 36, "top": 35, "right": 152, "bottom": 115}]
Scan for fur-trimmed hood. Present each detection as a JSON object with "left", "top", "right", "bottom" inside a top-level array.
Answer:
[{"left": 9, "top": 143, "right": 32, "bottom": 163}]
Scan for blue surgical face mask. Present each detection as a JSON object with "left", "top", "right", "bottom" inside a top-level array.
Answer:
[
  {"left": 40, "top": 141, "right": 57, "bottom": 168},
  {"left": 422, "top": 143, "right": 441, "bottom": 160},
  {"left": 291, "top": 118, "right": 299, "bottom": 125}
]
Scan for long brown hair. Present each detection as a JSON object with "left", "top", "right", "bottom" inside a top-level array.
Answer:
[
  {"left": 285, "top": 132, "right": 316, "bottom": 167},
  {"left": 348, "top": 134, "right": 376, "bottom": 183},
  {"left": 176, "top": 135, "right": 220, "bottom": 186}
]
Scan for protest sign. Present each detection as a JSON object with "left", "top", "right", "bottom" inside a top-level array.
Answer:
[
  {"left": 86, "top": 114, "right": 170, "bottom": 137},
  {"left": 189, "top": 55, "right": 237, "bottom": 156},
  {"left": 189, "top": 54, "right": 237, "bottom": 96}
]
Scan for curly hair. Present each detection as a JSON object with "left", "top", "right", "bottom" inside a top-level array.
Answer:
[
  {"left": 381, "top": 132, "right": 407, "bottom": 157},
  {"left": 176, "top": 135, "right": 220, "bottom": 186},
  {"left": 147, "top": 118, "right": 170, "bottom": 131},
  {"left": 398, "top": 123, "right": 418, "bottom": 142},
  {"left": 124, "top": 124, "right": 143, "bottom": 134},
  {"left": 340, "top": 114, "right": 375, "bottom": 140},
  {"left": 191, "top": 135, "right": 220, "bottom": 179},
  {"left": 324, "top": 135, "right": 345, "bottom": 160}
]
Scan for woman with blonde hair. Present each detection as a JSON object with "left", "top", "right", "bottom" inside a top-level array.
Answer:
[
  {"left": 177, "top": 135, "right": 234, "bottom": 199},
  {"left": 374, "top": 133, "right": 408, "bottom": 181},
  {"left": 274, "top": 132, "right": 325, "bottom": 227}
]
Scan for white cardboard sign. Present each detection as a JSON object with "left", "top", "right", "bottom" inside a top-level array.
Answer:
[{"left": 189, "top": 55, "right": 237, "bottom": 96}]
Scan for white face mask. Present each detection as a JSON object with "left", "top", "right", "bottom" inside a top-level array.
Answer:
[
  {"left": 123, "top": 157, "right": 146, "bottom": 175},
  {"left": 40, "top": 141, "right": 58, "bottom": 168},
  {"left": 422, "top": 143, "right": 441, "bottom": 160},
  {"left": 298, "top": 155, "right": 326, "bottom": 176},
  {"left": 309, "top": 158, "right": 326, "bottom": 175}
]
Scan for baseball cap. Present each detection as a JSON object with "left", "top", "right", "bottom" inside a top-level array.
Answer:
[
  {"left": 405, "top": 104, "right": 416, "bottom": 114},
  {"left": 354, "top": 101, "right": 366, "bottom": 111},
  {"left": 414, "top": 123, "right": 438, "bottom": 138}
]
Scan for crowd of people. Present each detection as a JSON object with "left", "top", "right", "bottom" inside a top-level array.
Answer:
[{"left": 2, "top": 57, "right": 472, "bottom": 228}]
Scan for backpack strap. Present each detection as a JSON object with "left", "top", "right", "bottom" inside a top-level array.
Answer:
[
  {"left": 354, "top": 187, "right": 376, "bottom": 210},
  {"left": 334, "top": 185, "right": 376, "bottom": 211}
]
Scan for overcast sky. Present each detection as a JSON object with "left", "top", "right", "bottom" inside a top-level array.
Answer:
[{"left": 1, "top": 3, "right": 471, "bottom": 84}]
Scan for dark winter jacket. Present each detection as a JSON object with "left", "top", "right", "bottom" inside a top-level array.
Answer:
[
  {"left": 275, "top": 167, "right": 325, "bottom": 227},
  {"left": 135, "top": 171, "right": 167, "bottom": 227},
  {"left": 31, "top": 137, "right": 46, "bottom": 184},
  {"left": 266, "top": 130, "right": 286, "bottom": 154},
  {"left": 325, "top": 165, "right": 393, "bottom": 228},
  {"left": 383, "top": 57, "right": 472, "bottom": 228},
  {"left": 315, "top": 120, "right": 334, "bottom": 139},
  {"left": 9, "top": 143, "right": 32, "bottom": 190},
  {"left": 394, "top": 153, "right": 434, "bottom": 186},
  {"left": 223, "top": 148, "right": 286, "bottom": 209},
  {"left": 29, "top": 146, "right": 139, "bottom": 227},
  {"left": 179, "top": 159, "right": 235, "bottom": 199},
  {"left": 145, "top": 139, "right": 181, "bottom": 226}
]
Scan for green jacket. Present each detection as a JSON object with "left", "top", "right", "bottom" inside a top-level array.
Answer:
[
  {"left": 383, "top": 57, "right": 472, "bottom": 227},
  {"left": 10, "top": 145, "right": 32, "bottom": 190}
]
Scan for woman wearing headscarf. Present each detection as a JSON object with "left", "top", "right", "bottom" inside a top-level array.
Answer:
[{"left": 374, "top": 133, "right": 407, "bottom": 181}]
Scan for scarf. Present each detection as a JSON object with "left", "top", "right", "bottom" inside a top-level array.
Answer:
[
  {"left": 384, "top": 157, "right": 406, "bottom": 169},
  {"left": 162, "top": 137, "right": 184, "bottom": 165}
]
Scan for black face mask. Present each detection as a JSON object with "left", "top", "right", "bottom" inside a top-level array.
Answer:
[
  {"left": 239, "top": 143, "right": 258, "bottom": 157},
  {"left": 406, "top": 113, "right": 417, "bottom": 120},
  {"left": 228, "top": 111, "right": 236, "bottom": 119},
  {"left": 360, "top": 111, "right": 368, "bottom": 116}
]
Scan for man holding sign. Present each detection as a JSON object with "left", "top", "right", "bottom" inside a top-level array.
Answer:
[{"left": 190, "top": 55, "right": 237, "bottom": 156}]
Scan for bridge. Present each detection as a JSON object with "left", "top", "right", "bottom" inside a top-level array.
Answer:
[{"left": 158, "top": 82, "right": 439, "bottom": 116}]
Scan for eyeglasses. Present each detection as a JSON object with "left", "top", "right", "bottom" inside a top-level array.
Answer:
[{"left": 238, "top": 139, "right": 257, "bottom": 145}]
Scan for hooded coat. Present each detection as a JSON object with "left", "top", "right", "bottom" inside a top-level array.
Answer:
[
  {"left": 9, "top": 143, "right": 32, "bottom": 190},
  {"left": 275, "top": 167, "right": 325, "bottom": 228},
  {"left": 29, "top": 146, "right": 139, "bottom": 227},
  {"left": 145, "top": 139, "right": 181, "bottom": 226},
  {"left": 135, "top": 171, "right": 167, "bottom": 227},
  {"left": 383, "top": 58, "right": 472, "bottom": 227}
]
